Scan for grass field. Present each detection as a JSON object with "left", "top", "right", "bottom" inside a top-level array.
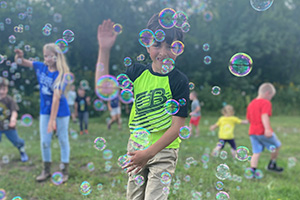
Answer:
[{"left": 0, "top": 115, "right": 299, "bottom": 200}]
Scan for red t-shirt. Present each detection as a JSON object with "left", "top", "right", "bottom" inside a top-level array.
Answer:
[{"left": 246, "top": 98, "right": 273, "bottom": 135}]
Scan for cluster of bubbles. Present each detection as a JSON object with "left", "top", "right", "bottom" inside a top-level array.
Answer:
[
  {"left": 161, "top": 58, "right": 175, "bottom": 74},
  {"left": 158, "top": 8, "right": 190, "bottom": 32},
  {"left": 136, "top": 54, "right": 145, "bottom": 61},
  {"left": 130, "top": 128, "right": 151, "bottom": 150}
]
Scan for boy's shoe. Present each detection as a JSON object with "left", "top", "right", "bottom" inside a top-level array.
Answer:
[
  {"left": 107, "top": 122, "right": 111, "bottom": 130},
  {"left": 267, "top": 162, "right": 284, "bottom": 173},
  {"left": 60, "top": 163, "right": 69, "bottom": 183},
  {"left": 84, "top": 130, "right": 89, "bottom": 134},
  {"left": 80, "top": 131, "right": 83, "bottom": 135},
  {"left": 20, "top": 152, "right": 28, "bottom": 162}
]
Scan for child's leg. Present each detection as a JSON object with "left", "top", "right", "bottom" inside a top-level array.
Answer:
[
  {"left": 56, "top": 116, "right": 70, "bottom": 164},
  {"left": 3, "top": 129, "right": 25, "bottom": 151},
  {"left": 251, "top": 153, "right": 261, "bottom": 168},
  {"left": 144, "top": 148, "right": 178, "bottom": 200},
  {"left": 228, "top": 139, "right": 237, "bottom": 158},
  {"left": 195, "top": 124, "right": 200, "bottom": 136},
  {"left": 78, "top": 112, "right": 84, "bottom": 131},
  {"left": 40, "top": 115, "right": 53, "bottom": 162},
  {"left": 83, "top": 111, "right": 89, "bottom": 130},
  {"left": 211, "top": 140, "right": 224, "bottom": 157}
]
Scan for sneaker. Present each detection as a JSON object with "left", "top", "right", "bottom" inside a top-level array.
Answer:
[
  {"left": 107, "top": 122, "right": 111, "bottom": 130},
  {"left": 267, "top": 163, "right": 284, "bottom": 173},
  {"left": 84, "top": 130, "right": 89, "bottom": 134},
  {"left": 80, "top": 131, "right": 83, "bottom": 135},
  {"left": 20, "top": 152, "right": 28, "bottom": 162}
]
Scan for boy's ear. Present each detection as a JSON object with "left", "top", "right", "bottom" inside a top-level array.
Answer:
[{"left": 146, "top": 47, "right": 150, "bottom": 54}]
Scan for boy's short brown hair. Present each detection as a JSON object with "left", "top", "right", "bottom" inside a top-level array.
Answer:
[{"left": 0, "top": 77, "right": 9, "bottom": 87}]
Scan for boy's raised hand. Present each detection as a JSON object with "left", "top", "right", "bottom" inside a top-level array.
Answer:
[{"left": 97, "top": 19, "right": 117, "bottom": 50}]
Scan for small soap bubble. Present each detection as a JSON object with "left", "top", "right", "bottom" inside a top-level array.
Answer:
[
  {"left": 250, "top": 0, "right": 274, "bottom": 11},
  {"left": 171, "top": 40, "right": 184, "bottom": 56},
  {"left": 161, "top": 58, "right": 175, "bottom": 74},
  {"left": 181, "top": 22, "right": 190, "bottom": 33},
  {"left": 11, "top": 196, "right": 23, "bottom": 200},
  {"left": 161, "top": 172, "right": 172, "bottom": 185},
  {"left": 215, "top": 164, "right": 230, "bottom": 180},
  {"left": 97, "top": 183, "right": 103, "bottom": 191},
  {"left": 254, "top": 169, "right": 264, "bottom": 179},
  {"left": 220, "top": 151, "right": 227, "bottom": 160},
  {"left": 79, "top": 181, "right": 92, "bottom": 195},
  {"left": 244, "top": 167, "right": 254, "bottom": 179},
  {"left": 236, "top": 146, "right": 249, "bottom": 161},
  {"left": 134, "top": 175, "right": 145, "bottom": 186},
  {"left": 53, "top": 13, "right": 62, "bottom": 23},
  {"left": 164, "top": 99, "right": 180, "bottom": 115},
  {"left": 130, "top": 128, "right": 151, "bottom": 150},
  {"left": 103, "top": 149, "right": 113, "bottom": 160},
  {"left": 87, "top": 162, "right": 95, "bottom": 171},
  {"left": 62, "top": 29, "right": 75, "bottom": 43},
  {"left": 94, "top": 137, "right": 106, "bottom": 151},
  {"left": 215, "top": 181, "right": 224, "bottom": 190},
  {"left": 55, "top": 39, "right": 68, "bottom": 53},
  {"left": 0, "top": 189, "right": 6, "bottom": 200},
  {"left": 139, "top": 29, "right": 155, "bottom": 47},
  {"left": 204, "top": 56, "right": 212, "bottom": 65},
  {"left": 203, "top": 11, "right": 213, "bottom": 22},
  {"left": 179, "top": 126, "right": 191, "bottom": 139},
  {"left": 158, "top": 8, "right": 176, "bottom": 29},
  {"left": 95, "top": 75, "right": 119, "bottom": 101},
  {"left": 154, "top": 29, "right": 165, "bottom": 42},
  {"left": 93, "top": 99, "right": 105, "bottom": 111},
  {"left": 21, "top": 114, "right": 33, "bottom": 127},
  {"left": 211, "top": 86, "right": 221, "bottom": 95},
  {"left": 201, "top": 153, "right": 209, "bottom": 163},
  {"left": 137, "top": 54, "right": 145, "bottom": 61},
  {"left": 8, "top": 35, "right": 16, "bottom": 44},
  {"left": 120, "top": 89, "right": 134, "bottom": 104},
  {"left": 118, "top": 154, "right": 131, "bottom": 168},
  {"left": 51, "top": 172, "right": 63, "bottom": 185},
  {"left": 228, "top": 53, "right": 253, "bottom": 77},
  {"left": 113, "top": 23, "right": 123, "bottom": 34},
  {"left": 64, "top": 72, "right": 75, "bottom": 84},
  {"left": 216, "top": 191, "right": 230, "bottom": 200},
  {"left": 203, "top": 43, "right": 210, "bottom": 51},
  {"left": 174, "top": 11, "right": 188, "bottom": 28},
  {"left": 123, "top": 57, "right": 132, "bottom": 67},
  {"left": 268, "top": 145, "right": 276, "bottom": 153},
  {"left": 178, "top": 98, "right": 186, "bottom": 106},
  {"left": 189, "top": 82, "right": 195, "bottom": 90}
]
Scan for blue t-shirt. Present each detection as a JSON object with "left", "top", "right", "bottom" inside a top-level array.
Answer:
[
  {"left": 110, "top": 96, "right": 119, "bottom": 108},
  {"left": 33, "top": 61, "right": 70, "bottom": 117}
]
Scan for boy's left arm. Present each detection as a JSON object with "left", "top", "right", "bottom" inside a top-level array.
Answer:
[
  {"left": 9, "top": 111, "right": 18, "bottom": 128},
  {"left": 86, "top": 96, "right": 91, "bottom": 106},
  {"left": 124, "top": 116, "right": 185, "bottom": 173}
]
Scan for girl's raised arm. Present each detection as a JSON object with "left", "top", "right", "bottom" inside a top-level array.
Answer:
[{"left": 14, "top": 49, "right": 33, "bottom": 68}]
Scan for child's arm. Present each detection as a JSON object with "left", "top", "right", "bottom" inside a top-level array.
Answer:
[
  {"left": 210, "top": 124, "right": 218, "bottom": 131},
  {"left": 95, "top": 19, "right": 117, "bottom": 86},
  {"left": 9, "top": 111, "right": 18, "bottom": 128},
  {"left": 74, "top": 102, "right": 78, "bottom": 117},
  {"left": 107, "top": 101, "right": 112, "bottom": 111},
  {"left": 47, "top": 90, "right": 61, "bottom": 133},
  {"left": 261, "top": 113, "right": 273, "bottom": 138},
  {"left": 124, "top": 116, "right": 185, "bottom": 174},
  {"left": 86, "top": 96, "right": 91, "bottom": 106},
  {"left": 241, "top": 120, "right": 249, "bottom": 124},
  {"left": 14, "top": 49, "right": 33, "bottom": 68}
]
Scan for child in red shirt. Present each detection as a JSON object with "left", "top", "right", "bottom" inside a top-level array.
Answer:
[{"left": 247, "top": 83, "right": 283, "bottom": 176}]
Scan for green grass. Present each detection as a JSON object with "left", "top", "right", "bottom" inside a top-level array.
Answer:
[{"left": 0, "top": 115, "right": 300, "bottom": 200}]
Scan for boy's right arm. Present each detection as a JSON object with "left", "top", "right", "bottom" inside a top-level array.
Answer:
[
  {"left": 261, "top": 113, "right": 273, "bottom": 138},
  {"left": 95, "top": 19, "right": 117, "bottom": 87},
  {"left": 74, "top": 102, "right": 78, "bottom": 117},
  {"left": 14, "top": 49, "right": 33, "bottom": 68}
]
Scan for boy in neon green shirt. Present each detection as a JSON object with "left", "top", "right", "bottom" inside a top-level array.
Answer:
[
  {"left": 210, "top": 105, "right": 248, "bottom": 157},
  {"left": 95, "top": 12, "right": 189, "bottom": 199}
]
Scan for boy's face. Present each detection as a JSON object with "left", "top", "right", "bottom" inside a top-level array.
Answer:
[
  {"left": 0, "top": 86, "right": 8, "bottom": 99},
  {"left": 78, "top": 89, "right": 85, "bottom": 97},
  {"left": 189, "top": 93, "right": 194, "bottom": 100},
  {"left": 147, "top": 41, "right": 177, "bottom": 73},
  {"left": 43, "top": 49, "right": 56, "bottom": 67}
]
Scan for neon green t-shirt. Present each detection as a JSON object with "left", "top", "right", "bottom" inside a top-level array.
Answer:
[{"left": 125, "top": 64, "right": 189, "bottom": 149}]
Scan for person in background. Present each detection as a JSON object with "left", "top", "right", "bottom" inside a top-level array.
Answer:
[
  {"left": 67, "top": 84, "right": 77, "bottom": 123},
  {"left": 74, "top": 87, "right": 90, "bottom": 135}
]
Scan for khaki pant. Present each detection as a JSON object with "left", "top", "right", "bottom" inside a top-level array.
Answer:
[{"left": 126, "top": 139, "right": 179, "bottom": 200}]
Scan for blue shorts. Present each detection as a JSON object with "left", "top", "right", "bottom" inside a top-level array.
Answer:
[{"left": 250, "top": 133, "right": 281, "bottom": 154}]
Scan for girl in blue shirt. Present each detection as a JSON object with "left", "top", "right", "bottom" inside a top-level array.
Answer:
[{"left": 15, "top": 43, "right": 71, "bottom": 183}]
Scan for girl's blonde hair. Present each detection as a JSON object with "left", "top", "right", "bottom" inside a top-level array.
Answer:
[
  {"left": 43, "top": 43, "right": 70, "bottom": 94},
  {"left": 221, "top": 105, "right": 235, "bottom": 116}
]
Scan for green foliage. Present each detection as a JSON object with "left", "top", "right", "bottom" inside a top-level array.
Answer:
[{"left": 0, "top": 0, "right": 300, "bottom": 116}]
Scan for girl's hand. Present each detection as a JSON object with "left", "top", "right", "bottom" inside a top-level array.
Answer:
[
  {"left": 14, "top": 49, "right": 24, "bottom": 61},
  {"left": 9, "top": 118, "right": 17, "bottom": 128},
  {"left": 97, "top": 19, "right": 117, "bottom": 50},
  {"left": 47, "top": 119, "right": 57, "bottom": 133}
]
